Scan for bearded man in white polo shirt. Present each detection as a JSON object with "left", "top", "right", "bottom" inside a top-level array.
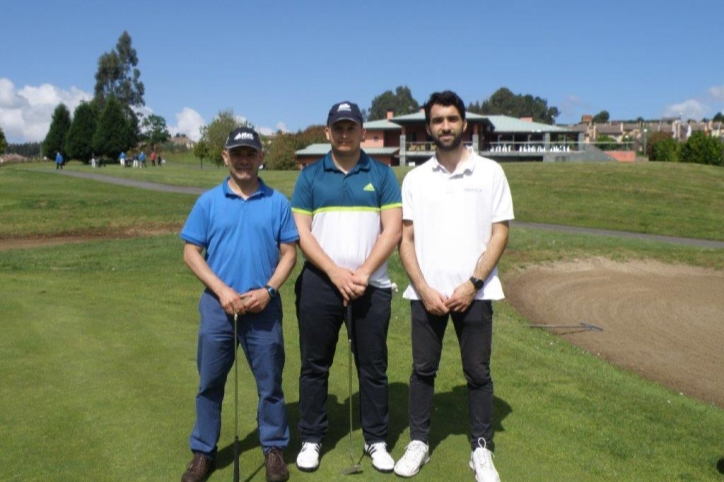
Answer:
[{"left": 395, "top": 91, "right": 514, "bottom": 482}]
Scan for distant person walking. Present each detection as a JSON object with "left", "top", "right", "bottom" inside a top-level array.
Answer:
[
  {"left": 119, "top": 151, "right": 127, "bottom": 167},
  {"left": 150, "top": 151, "right": 157, "bottom": 167},
  {"left": 394, "top": 90, "right": 514, "bottom": 482},
  {"left": 139, "top": 151, "right": 146, "bottom": 168},
  {"left": 179, "top": 127, "right": 298, "bottom": 482},
  {"left": 55, "top": 151, "right": 63, "bottom": 170}
]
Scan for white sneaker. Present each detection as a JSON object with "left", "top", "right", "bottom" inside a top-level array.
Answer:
[
  {"left": 296, "top": 442, "right": 321, "bottom": 471},
  {"left": 469, "top": 438, "right": 500, "bottom": 482},
  {"left": 393, "top": 440, "right": 429, "bottom": 477},
  {"left": 364, "top": 442, "right": 394, "bottom": 472}
]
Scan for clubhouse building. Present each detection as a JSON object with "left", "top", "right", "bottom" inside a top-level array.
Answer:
[{"left": 295, "top": 111, "right": 605, "bottom": 168}]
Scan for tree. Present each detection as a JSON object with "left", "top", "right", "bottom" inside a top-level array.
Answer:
[
  {"left": 265, "top": 125, "right": 327, "bottom": 170},
  {"left": 42, "top": 104, "right": 72, "bottom": 159},
  {"left": 196, "top": 110, "right": 249, "bottom": 168},
  {"left": 94, "top": 31, "right": 145, "bottom": 109},
  {"left": 367, "top": 86, "right": 420, "bottom": 121},
  {"left": 595, "top": 134, "right": 619, "bottom": 151},
  {"left": 0, "top": 125, "right": 6, "bottom": 155},
  {"left": 92, "top": 97, "right": 137, "bottom": 160},
  {"left": 646, "top": 132, "right": 679, "bottom": 162},
  {"left": 592, "top": 110, "right": 610, "bottom": 123},
  {"left": 140, "top": 114, "right": 170, "bottom": 148},
  {"left": 713, "top": 112, "right": 724, "bottom": 123},
  {"left": 680, "top": 131, "right": 723, "bottom": 166},
  {"left": 193, "top": 138, "right": 209, "bottom": 169},
  {"left": 65, "top": 101, "right": 98, "bottom": 163},
  {"left": 468, "top": 87, "right": 560, "bottom": 124}
]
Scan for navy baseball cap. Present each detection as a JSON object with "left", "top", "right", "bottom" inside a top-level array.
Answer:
[
  {"left": 327, "top": 101, "right": 364, "bottom": 126},
  {"left": 225, "top": 127, "right": 262, "bottom": 150}
]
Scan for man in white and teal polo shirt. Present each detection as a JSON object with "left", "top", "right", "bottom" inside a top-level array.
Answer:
[
  {"left": 291, "top": 101, "right": 402, "bottom": 473},
  {"left": 180, "top": 127, "right": 298, "bottom": 482}
]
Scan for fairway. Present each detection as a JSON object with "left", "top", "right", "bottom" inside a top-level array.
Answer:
[{"left": 1, "top": 161, "right": 723, "bottom": 482}]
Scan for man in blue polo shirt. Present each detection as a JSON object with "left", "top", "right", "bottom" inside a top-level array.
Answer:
[
  {"left": 291, "top": 101, "right": 402, "bottom": 473},
  {"left": 180, "top": 127, "right": 298, "bottom": 482}
]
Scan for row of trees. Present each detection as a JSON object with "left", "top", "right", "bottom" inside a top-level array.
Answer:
[
  {"left": 192, "top": 109, "right": 327, "bottom": 170},
  {"left": 647, "top": 131, "right": 723, "bottom": 166},
  {"left": 365, "top": 86, "right": 561, "bottom": 125},
  {"left": 0, "top": 126, "right": 6, "bottom": 155},
  {"left": 42, "top": 31, "right": 169, "bottom": 163}
]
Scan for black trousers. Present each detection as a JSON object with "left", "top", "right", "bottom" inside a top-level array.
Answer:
[
  {"left": 295, "top": 264, "right": 392, "bottom": 444},
  {"left": 408, "top": 300, "right": 494, "bottom": 449}
]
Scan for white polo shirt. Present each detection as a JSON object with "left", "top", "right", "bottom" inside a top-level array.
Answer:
[{"left": 401, "top": 151, "right": 514, "bottom": 301}]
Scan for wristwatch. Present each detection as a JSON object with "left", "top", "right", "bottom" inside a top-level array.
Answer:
[
  {"left": 469, "top": 276, "right": 484, "bottom": 291},
  {"left": 265, "top": 285, "right": 277, "bottom": 298}
]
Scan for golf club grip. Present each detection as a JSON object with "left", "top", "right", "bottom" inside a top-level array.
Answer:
[
  {"left": 234, "top": 437, "right": 240, "bottom": 482},
  {"left": 345, "top": 304, "right": 353, "bottom": 342}
]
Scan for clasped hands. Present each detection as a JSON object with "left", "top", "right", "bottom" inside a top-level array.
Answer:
[
  {"left": 220, "top": 286, "right": 270, "bottom": 316},
  {"left": 420, "top": 280, "right": 477, "bottom": 316},
  {"left": 330, "top": 267, "right": 368, "bottom": 304}
]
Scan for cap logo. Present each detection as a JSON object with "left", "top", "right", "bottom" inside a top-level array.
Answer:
[
  {"left": 337, "top": 103, "right": 352, "bottom": 112},
  {"left": 234, "top": 132, "right": 255, "bottom": 141}
]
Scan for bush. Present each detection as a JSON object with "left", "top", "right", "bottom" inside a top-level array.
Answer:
[
  {"left": 647, "top": 132, "right": 679, "bottom": 162},
  {"left": 680, "top": 131, "right": 723, "bottom": 166},
  {"left": 595, "top": 135, "right": 619, "bottom": 151}
]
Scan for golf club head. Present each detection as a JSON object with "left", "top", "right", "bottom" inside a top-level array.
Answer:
[{"left": 340, "top": 463, "right": 363, "bottom": 475}]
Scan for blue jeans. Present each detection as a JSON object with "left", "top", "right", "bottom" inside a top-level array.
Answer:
[{"left": 189, "top": 290, "right": 289, "bottom": 457}]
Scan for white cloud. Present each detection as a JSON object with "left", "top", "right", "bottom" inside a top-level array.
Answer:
[
  {"left": 708, "top": 85, "right": 724, "bottom": 101},
  {"left": 0, "top": 78, "right": 91, "bottom": 143},
  {"left": 256, "top": 122, "right": 289, "bottom": 136},
  {"left": 169, "top": 107, "right": 206, "bottom": 142},
  {"left": 663, "top": 99, "right": 708, "bottom": 120}
]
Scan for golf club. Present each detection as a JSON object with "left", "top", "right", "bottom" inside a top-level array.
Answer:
[
  {"left": 526, "top": 322, "right": 604, "bottom": 332},
  {"left": 340, "top": 304, "right": 363, "bottom": 475},
  {"left": 233, "top": 312, "right": 240, "bottom": 482}
]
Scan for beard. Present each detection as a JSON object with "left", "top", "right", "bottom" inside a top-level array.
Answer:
[{"left": 432, "top": 130, "right": 464, "bottom": 151}]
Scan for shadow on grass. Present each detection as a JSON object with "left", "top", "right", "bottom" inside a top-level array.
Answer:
[
  {"left": 213, "top": 381, "right": 512, "bottom": 472},
  {"left": 390, "top": 383, "right": 513, "bottom": 454},
  {"left": 717, "top": 457, "right": 724, "bottom": 474}
]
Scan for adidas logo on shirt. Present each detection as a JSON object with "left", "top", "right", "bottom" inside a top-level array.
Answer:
[{"left": 363, "top": 183, "right": 375, "bottom": 192}]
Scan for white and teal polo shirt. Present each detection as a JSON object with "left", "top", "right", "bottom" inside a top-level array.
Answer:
[{"left": 291, "top": 151, "right": 402, "bottom": 289}]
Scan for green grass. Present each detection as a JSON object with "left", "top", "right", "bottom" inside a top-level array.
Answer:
[
  {"left": 501, "top": 162, "right": 724, "bottom": 241},
  {"left": 1, "top": 161, "right": 723, "bottom": 481},
  {"left": 12, "top": 159, "right": 723, "bottom": 243}
]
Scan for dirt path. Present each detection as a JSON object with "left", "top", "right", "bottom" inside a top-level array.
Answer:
[{"left": 504, "top": 258, "right": 724, "bottom": 407}]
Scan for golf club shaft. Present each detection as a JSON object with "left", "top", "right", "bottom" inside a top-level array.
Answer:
[
  {"left": 234, "top": 313, "right": 240, "bottom": 482},
  {"left": 346, "top": 305, "right": 353, "bottom": 442}
]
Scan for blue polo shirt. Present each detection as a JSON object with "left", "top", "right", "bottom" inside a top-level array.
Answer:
[
  {"left": 181, "top": 177, "right": 299, "bottom": 294},
  {"left": 291, "top": 151, "right": 401, "bottom": 288}
]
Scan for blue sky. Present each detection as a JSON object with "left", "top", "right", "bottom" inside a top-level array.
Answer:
[{"left": 2, "top": 0, "right": 723, "bottom": 143}]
